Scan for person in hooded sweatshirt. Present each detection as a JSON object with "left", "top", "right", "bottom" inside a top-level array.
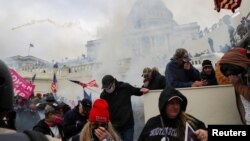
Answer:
[
  {"left": 138, "top": 86, "right": 208, "bottom": 141},
  {"left": 165, "top": 48, "right": 204, "bottom": 88},
  {"left": 220, "top": 48, "right": 250, "bottom": 124}
]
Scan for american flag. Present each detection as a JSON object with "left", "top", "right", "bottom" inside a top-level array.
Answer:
[
  {"left": 214, "top": 0, "right": 242, "bottom": 13},
  {"left": 51, "top": 73, "right": 57, "bottom": 93},
  {"left": 68, "top": 79, "right": 98, "bottom": 88}
]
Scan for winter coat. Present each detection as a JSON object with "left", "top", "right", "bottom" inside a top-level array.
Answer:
[
  {"left": 33, "top": 119, "right": 65, "bottom": 140},
  {"left": 200, "top": 70, "right": 218, "bottom": 85},
  {"left": 62, "top": 105, "right": 88, "bottom": 139},
  {"left": 220, "top": 48, "right": 250, "bottom": 101},
  {"left": 142, "top": 71, "right": 166, "bottom": 90},
  {"left": 138, "top": 87, "right": 206, "bottom": 141},
  {"left": 215, "top": 60, "right": 231, "bottom": 85},
  {"left": 165, "top": 59, "right": 201, "bottom": 88},
  {"left": 0, "top": 127, "right": 61, "bottom": 141},
  {"left": 100, "top": 81, "right": 143, "bottom": 132}
]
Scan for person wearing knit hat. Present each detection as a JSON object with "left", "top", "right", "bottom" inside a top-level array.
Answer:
[
  {"left": 220, "top": 48, "right": 250, "bottom": 125},
  {"left": 80, "top": 99, "right": 120, "bottom": 141},
  {"left": 200, "top": 60, "right": 218, "bottom": 86}
]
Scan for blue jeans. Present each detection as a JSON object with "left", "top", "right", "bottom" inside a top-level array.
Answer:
[{"left": 119, "top": 127, "right": 134, "bottom": 141}]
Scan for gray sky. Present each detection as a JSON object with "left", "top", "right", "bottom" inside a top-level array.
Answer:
[{"left": 0, "top": 0, "right": 231, "bottom": 62}]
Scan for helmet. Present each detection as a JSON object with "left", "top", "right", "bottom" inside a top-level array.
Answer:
[{"left": 0, "top": 60, "right": 14, "bottom": 112}]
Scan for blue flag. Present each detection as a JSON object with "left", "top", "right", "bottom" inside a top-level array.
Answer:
[{"left": 83, "top": 90, "right": 92, "bottom": 101}]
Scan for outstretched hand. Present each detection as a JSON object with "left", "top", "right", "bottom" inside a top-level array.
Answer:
[{"left": 140, "top": 87, "right": 149, "bottom": 94}]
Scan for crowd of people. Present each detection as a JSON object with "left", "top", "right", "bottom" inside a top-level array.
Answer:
[{"left": 1, "top": 44, "right": 250, "bottom": 141}]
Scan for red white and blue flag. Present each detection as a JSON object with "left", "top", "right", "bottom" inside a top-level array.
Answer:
[
  {"left": 51, "top": 73, "right": 57, "bottom": 93},
  {"left": 214, "top": 0, "right": 242, "bottom": 13},
  {"left": 68, "top": 79, "right": 98, "bottom": 88}
]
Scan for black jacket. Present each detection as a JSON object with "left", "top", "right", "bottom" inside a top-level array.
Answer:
[
  {"left": 62, "top": 105, "right": 88, "bottom": 139},
  {"left": 33, "top": 119, "right": 65, "bottom": 140},
  {"left": 100, "top": 81, "right": 143, "bottom": 132},
  {"left": 142, "top": 71, "right": 166, "bottom": 90},
  {"left": 138, "top": 87, "right": 206, "bottom": 141},
  {"left": 200, "top": 70, "right": 218, "bottom": 86}
]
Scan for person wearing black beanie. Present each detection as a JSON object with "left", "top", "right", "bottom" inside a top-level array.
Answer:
[{"left": 200, "top": 59, "right": 218, "bottom": 86}]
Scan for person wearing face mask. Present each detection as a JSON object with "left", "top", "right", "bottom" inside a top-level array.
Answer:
[
  {"left": 80, "top": 99, "right": 120, "bottom": 141},
  {"left": 62, "top": 99, "right": 92, "bottom": 140},
  {"left": 33, "top": 102, "right": 66, "bottom": 140},
  {"left": 100, "top": 75, "right": 149, "bottom": 141},
  {"left": 165, "top": 48, "right": 204, "bottom": 88}
]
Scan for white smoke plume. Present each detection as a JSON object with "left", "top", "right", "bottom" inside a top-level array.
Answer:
[{"left": 11, "top": 19, "right": 92, "bottom": 35}]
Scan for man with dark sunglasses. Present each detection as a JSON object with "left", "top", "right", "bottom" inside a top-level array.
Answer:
[{"left": 100, "top": 75, "right": 149, "bottom": 141}]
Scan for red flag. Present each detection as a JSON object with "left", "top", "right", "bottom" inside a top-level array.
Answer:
[
  {"left": 214, "top": 0, "right": 242, "bottom": 13},
  {"left": 51, "top": 73, "right": 57, "bottom": 93}
]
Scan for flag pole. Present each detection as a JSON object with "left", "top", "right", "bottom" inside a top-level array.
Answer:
[
  {"left": 28, "top": 43, "right": 34, "bottom": 56},
  {"left": 28, "top": 45, "right": 30, "bottom": 56}
]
